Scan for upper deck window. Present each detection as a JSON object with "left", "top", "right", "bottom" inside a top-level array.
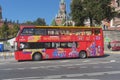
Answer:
[
  {"left": 21, "top": 28, "right": 34, "bottom": 36},
  {"left": 85, "top": 30, "right": 92, "bottom": 35},
  {"left": 47, "top": 29, "right": 59, "bottom": 35},
  {"left": 34, "top": 29, "right": 46, "bottom": 35},
  {"left": 94, "top": 29, "right": 100, "bottom": 35}
]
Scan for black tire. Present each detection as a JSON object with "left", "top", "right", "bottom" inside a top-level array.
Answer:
[
  {"left": 79, "top": 51, "right": 87, "bottom": 59},
  {"left": 32, "top": 53, "right": 42, "bottom": 61}
]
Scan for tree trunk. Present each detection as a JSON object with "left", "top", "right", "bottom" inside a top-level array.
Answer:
[{"left": 89, "top": 17, "right": 93, "bottom": 27}]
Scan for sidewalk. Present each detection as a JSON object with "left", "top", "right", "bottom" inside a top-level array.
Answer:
[
  {"left": 0, "top": 58, "right": 15, "bottom": 63},
  {"left": 0, "top": 52, "right": 15, "bottom": 63},
  {"left": 104, "top": 50, "right": 120, "bottom": 54}
]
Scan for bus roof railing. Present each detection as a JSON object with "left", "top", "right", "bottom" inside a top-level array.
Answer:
[
  {"left": 20, "top": 25, "right": 102, "bottom": 30},
  {"left": 36, "top": 26, "right": 102, "bottom": 29}
]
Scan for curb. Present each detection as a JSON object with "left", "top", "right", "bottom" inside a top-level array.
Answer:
[
  {"left": 0, "top": 58, "right": 15, "bottom": 63},
  {"left": 104, "top": 51, "right": 120, "bottom": 54}
]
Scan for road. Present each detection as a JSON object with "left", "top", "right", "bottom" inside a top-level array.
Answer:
[{"left": 0, "top": 53, "right": 120, "bottom": 80}]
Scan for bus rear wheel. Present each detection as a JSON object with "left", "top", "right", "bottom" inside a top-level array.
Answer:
[
  {"left": 32, "top": 53, "right": 42, "bottom": 61},
  {"left": 79, "top": 51, "right": 87, "bottom": 59}
]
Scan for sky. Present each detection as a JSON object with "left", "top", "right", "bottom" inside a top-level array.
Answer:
[{"left": 0, "top": 0, "right": 71, "bottom": 25}]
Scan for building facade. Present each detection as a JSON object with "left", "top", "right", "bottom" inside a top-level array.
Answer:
[
  {"left": 55, "top": 0, "right": 67, "bottom": 26},
  {"left": 108, "top": 0, "right": 120, "bottom": 30},
  {"left": 51, "top": 0, "right": 74, "bottom": 26}
]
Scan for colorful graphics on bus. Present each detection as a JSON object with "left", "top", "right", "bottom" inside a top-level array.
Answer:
[{"left": 86, "top": 42, "right": 102, "bottom": 56}]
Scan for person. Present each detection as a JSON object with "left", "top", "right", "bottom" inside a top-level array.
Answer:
[{"left": 107, "top": 42, "right": 111, "bottom": 50}]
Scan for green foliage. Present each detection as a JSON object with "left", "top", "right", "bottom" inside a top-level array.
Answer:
[
  {"left": 70, "top": 0, "right": 117, "bottom": 26},
  {"left": 34, "top": 18, "right": 46, "bottom": 26},
  {"left": 71, "top": 0, "right": 85, "bottom": 26},
  {"left": 24, "top": 18, "right": 47, "bottom": 26},
  {"left": 10, "top": 24, "right": 20, "bottom": 37},
  {"left": 25, "top": 21, "right": 33, "bottom": 25},
  {"left": 0, "top": 23, "right": 19, "bottom": 40},
  {"left": 0, "top": 21, "right": 9, "bottom": 39},
  {"left": 51, "top": 19, "right": 57, "bottom": 26}
]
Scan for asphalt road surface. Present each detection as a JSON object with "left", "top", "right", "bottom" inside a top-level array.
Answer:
[{"left": 0, "top": 53, "right": 120, "bottom": 80}]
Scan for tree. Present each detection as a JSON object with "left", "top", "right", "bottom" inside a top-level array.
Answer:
[
  {"left": 25, "top": 21, "right": 34, "bottom": 25},
  {"left": 1, "top": 20, "right": 9, "bottom": 39},
  {"left": 10, "top": 24, "right": 20, "bottom": 37},
  {"left": 70, "top": 0, "right": 117, "bottom": 26},
  {"left": 24, "top": 18, "right": 47, "bottom": 26},
  {"left": 34, "top": 18, "right": 46, "bottom": 26},
  {"left": 51, "top": 19, "right": 57, "bottom": 26},
  {"left": 71, "top": 0, "right": 85, "bottom": 26}
]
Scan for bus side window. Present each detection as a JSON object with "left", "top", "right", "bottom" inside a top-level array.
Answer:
[
  {"left": 85, "top": 30, "right": 92, "bottom": 35},
  {"left": 34, "top": 29, "right": 46, "bottom": 35},
  {"left": 54, "top": 29, "right": 59, "bottom": 35},
  {"left": 47, "top": 30, "right": 54, "bottom": 35},
  {"left": 47, "top": 29, "right": 59, "bottom": 36},
  {"left": 21, "top": 28, "right": 34, "bottom": 36},
  {"left": 52, "top": 43, "right": 60, "bottom": 48},
  {"left": 44, "top": 43, "right": 51, "bottom": 48},
  {"left": 80, "top": 30, "right": 85, "bottom": 35},
  {"left": 66, "top": 30, "right": 70, "bottom": 35},
  {"left": 73, "top": 29, "right": 82, "bottom": 35},
  {"left": 60, "top": 30, "right": 65, "bottom": 35},
  {"left": 60, "top": 42, "right": 68, "bottom": 48}
]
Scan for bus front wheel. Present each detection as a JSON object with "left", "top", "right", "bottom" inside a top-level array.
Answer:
[
  {"left": 32, "top": 53, "right": 42, "bottom": 61},
  {"left": 79, "top": 51, "right": 87, "bottom": 59}
]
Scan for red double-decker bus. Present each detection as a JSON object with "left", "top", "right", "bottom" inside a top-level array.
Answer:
[{"left": 14, "top": 26, "right": 104, "bottom": 61}]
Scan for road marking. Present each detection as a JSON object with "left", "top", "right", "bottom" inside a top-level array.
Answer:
[
  {"left": 4, "top": 78, "right": 100, "bottom": 80},
  {"left": 93, "top": 66, "right": 100, "bottom": 69},
  {"left": 80, "top": 66, "right": 87, "bottom": 69},
  {"left": 29, "top": 67, "right": 40, "bottom": 69},
  {"left": 60, "top": 60, "right": 70, "bottom": 62},
  {"left": 82, "top": 60, "right": 90, "bottom": 62},
  {"left": 4, "top": 70, "right": 120, "bottom": 79},
  {"left": 67, "top": 66, "right": 77, "bottom": 69},
  {"left": 2, "top": 68, "right": 13, "bottom": 71},
  {"left": 104, "top": 66, "right": 113, "bottom": 69},
  {"left": 110, "top": 60, "right": 116, "bottom": 62},
  {"left": 17, "top": 68, "right": 26, "bottom": 70},
  {"left": 0, "top": 61, "right": 112, "bottom": 71},
  {"left": 42, "top": 70, "right": 120, "bottom": 79}
]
